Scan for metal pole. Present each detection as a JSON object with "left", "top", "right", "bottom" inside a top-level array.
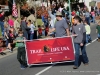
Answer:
[
  {"left": 69, "top": 0, "right": 72, "bottom": 26},
  {"left": 34, "top": 0, "right": 37, "bottom": 27},
  {"left": 47, "top": 0, "right": 48, "bottom": 7}
]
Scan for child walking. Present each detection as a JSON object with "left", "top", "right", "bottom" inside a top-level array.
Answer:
[
  {"left": 84, "top": 20, "right": 92, "bottom": 43},
  {"left": 8, "top": 28, "right": 15, "bottom": 52},
  {"left": 14, "top": 30, "right": 27, "bottom": 69},
  {"left": 96, "top": 21, "right": 100, "bottom": 42},
  {"left": 72, "top": 16, "right": 89, "bottom": 69}
]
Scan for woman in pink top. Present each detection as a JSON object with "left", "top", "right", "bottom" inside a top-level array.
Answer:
[
  {"left": 91, "top": 10, "right": 95, "bottom": 23},
  {"left": 8, "top": 16, "right": 14, "bottom": 27}
]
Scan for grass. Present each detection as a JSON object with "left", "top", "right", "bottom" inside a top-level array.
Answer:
[{"left": 35, "top": 19, "right": 43, "bottom": 26}]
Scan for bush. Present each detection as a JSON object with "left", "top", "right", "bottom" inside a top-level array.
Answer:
[{"left": 36, "top": 6, "right": 48, "bottom": 18}]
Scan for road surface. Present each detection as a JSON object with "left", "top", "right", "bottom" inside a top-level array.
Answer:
[{"left": 0, "top": 24, "right": 100, "bottom": 75}]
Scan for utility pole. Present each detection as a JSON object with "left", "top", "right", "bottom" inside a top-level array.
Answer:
[
  {"left": 33, "top": 0, "right": 37, "bottom": 27},
  {"left": 47, "top": 0, "right": 48, "bottom": 7},
  {"left": 69, "top": 0, "right": 72, "bottom": 26}
]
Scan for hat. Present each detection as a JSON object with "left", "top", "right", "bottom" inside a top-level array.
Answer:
[{"left": 56, "top": 11, "right": 62, "bottom": 16}]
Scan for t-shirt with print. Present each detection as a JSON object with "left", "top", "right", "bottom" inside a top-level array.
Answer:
[
  {"left": 54, "top": 19, "right": 68, "bottom": 37},
  {"left": 15, "top": 36, "right": 25, "bottom": 48},
  {"left": 73, "top": 24, "right": 86, "bottom": 43},
  {"left": 85, "top": 12, "right": 90, "bottom": 17}
]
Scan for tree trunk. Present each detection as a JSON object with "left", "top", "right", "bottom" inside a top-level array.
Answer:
[
  {"left": 17, "top": 3, "right": 20, "bottom": 18},
  {"left": 34, "top": 0, "right": 37, "bottom": 27}
]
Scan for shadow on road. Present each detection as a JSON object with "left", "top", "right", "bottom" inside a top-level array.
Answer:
[
  {"left": 29, "top": 64, "right": 52, "bottom": 68},
  {"left": 29, "top": 55, "right": 85, "bottom": 68}
]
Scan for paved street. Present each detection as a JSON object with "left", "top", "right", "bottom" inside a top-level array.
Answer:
[{"left": 0, "top": 24, "right": 100, "bottom": 75}]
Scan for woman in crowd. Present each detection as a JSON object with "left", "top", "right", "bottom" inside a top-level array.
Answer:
[
  {"left": 27, "top": 20, "right": 35, "bottom": 40},
  {"left": 4, "top": 17, "right": 10, "bottom": 48},
  {"left": 8, "top": 15, "right": 14, "bottom": 28},
  {"left": 91, "top": 9, "right": 95, "bottom": 23},
  {"left": 84, "top": 9, "right": 90, "bottom": 25},
  {"left": 14, "top": 17, "right": 20, "bottom": 37}
]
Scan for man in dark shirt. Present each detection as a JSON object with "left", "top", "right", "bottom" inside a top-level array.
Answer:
[
  {"left": 21, "top": 17, "right": 28, "bottom": 40},
  {"left": 0, "top": 11, "right": 5, "bottom": 36}
]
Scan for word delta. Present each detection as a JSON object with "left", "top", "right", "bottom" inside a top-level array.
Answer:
[{"left": 30, "top": 47, "right": 70, "bottom": 54}]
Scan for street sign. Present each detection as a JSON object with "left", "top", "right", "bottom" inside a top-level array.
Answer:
[{"left": 89, "top": 1, "right": 96, "bottom": 6}]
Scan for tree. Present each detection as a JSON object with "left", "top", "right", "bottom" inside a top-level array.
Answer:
[
  {"left": 16, "top": 0, "right": 27, "bottom": 18},
  {"left": 0, "top": 0, "right": 6, "bottom": 5},
  {"left": 65, "top": 0, "right": 79, "bottom": 3}
]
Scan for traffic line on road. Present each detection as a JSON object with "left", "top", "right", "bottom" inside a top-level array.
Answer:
[
  {"left": 35, "top": 38, "right": 97, "bottom": 75},
  {"left": 35, "top": 64, "right": 56, "bottom": 75},
  {"left": 86, "top": 38, "right": 97, "bottom": 46}
]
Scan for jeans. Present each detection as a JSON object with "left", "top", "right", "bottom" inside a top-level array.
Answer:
[
  {"left": 42, "top": 30, "right": 45, "bottom": 36},
  {"left": 92, "top": 16, "right": 95, "bottom": 23},
  {"left": 6, "top": 39, "right": 8, "bottom": 47},
  {"left": 98, "top": 33, "right": 100, "bottom": 38},
  {"left": 17, "top": 47, "right": 26, "bottom": 66},
  {"left": 86, "top": 34, "right": 92, "bottom": 43},
  {"left": 85, "top": 17, "right": 90, "bottom": 25},
  {"left": 30, "top": 33, "right": 34, "bottom": 40},
  {"left": 0, "top": 21, "right": 4, "bottom": 36},
  {"left": 23, "top": 31, "right": 28, "bottom": 40},
  {"left": 74, "top": 43, "right": 89, "bottom": 67}
]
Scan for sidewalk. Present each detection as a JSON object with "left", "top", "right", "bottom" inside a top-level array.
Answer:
[{"left": 1, "top": 47, "right": 17, "bottom": 54}]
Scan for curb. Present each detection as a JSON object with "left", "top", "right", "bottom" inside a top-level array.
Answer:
[{"left": 2, "top": 47, "right": 17, "bottom": 54}]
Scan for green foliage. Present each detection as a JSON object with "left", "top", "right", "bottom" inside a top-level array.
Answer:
[
  {"left": 8, "top": 0, "right": 27, "bottom": 5},
  {"left": 66, "top": 6, "right": 69, "bottom": 11},
  {"left": 15, "top": 0, "right": 27, "bottom": 5},
  {"left": 0, "top": 0, "right": 7, "bottom": 5},
  {"left": 36, "top": 19, "right": 43, "bottom": 26},
  {"left": 65, "top": 0, "right": 79, "bottom": 3}
]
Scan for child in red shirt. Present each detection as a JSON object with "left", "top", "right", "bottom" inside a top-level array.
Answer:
[
  {"left": 45, "top": 25, "right": 49, "bottom": 36},
  {"left": 38, "top": 25, "right": 42, "bottom": 38},
  {"left": 8, "top": 28, "right": 15, "bottom": 52}
]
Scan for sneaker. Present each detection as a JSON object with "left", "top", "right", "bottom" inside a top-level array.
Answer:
[
  {"left": 73, "top": 66, "right": 78, "bottom": 69},
  {"left": 1, "top": 52, "right": 6, "bottom": 55},
  {"left": 8, "top": 49, "right": 13, "bottom": 53},
  {"left": 20, "top": 65, "right": 26, "bottom": 70},
  {"left": 9, "top": 50, "right": 13, "bottom": 53},
  {"left": 84, "top": 63, "right": 89, "bottom": 66},
  {"left": 89, "top": 40, "right": 92, "bottom": 43},
  {"left": 98, "top": 39, "right": 100, "bottom": 42},
  {"left": 8, "top": 48, "right": 11, "bottom": 52}
]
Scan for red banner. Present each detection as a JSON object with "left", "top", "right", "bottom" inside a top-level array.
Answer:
[{"left": 26, "top": 37, "right": 75, "bottom": 65}]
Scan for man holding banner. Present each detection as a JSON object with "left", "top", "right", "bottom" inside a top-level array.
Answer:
[
  {"left": 48, "top": 11, "right": 70, "bottom": 37},
  {"left": 72, "top": 16, "right": 89, "bottom": 69}
]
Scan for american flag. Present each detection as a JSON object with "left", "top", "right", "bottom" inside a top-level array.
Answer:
[{"left": 12, "top": 0, "right": 18, "bottom": 17}]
